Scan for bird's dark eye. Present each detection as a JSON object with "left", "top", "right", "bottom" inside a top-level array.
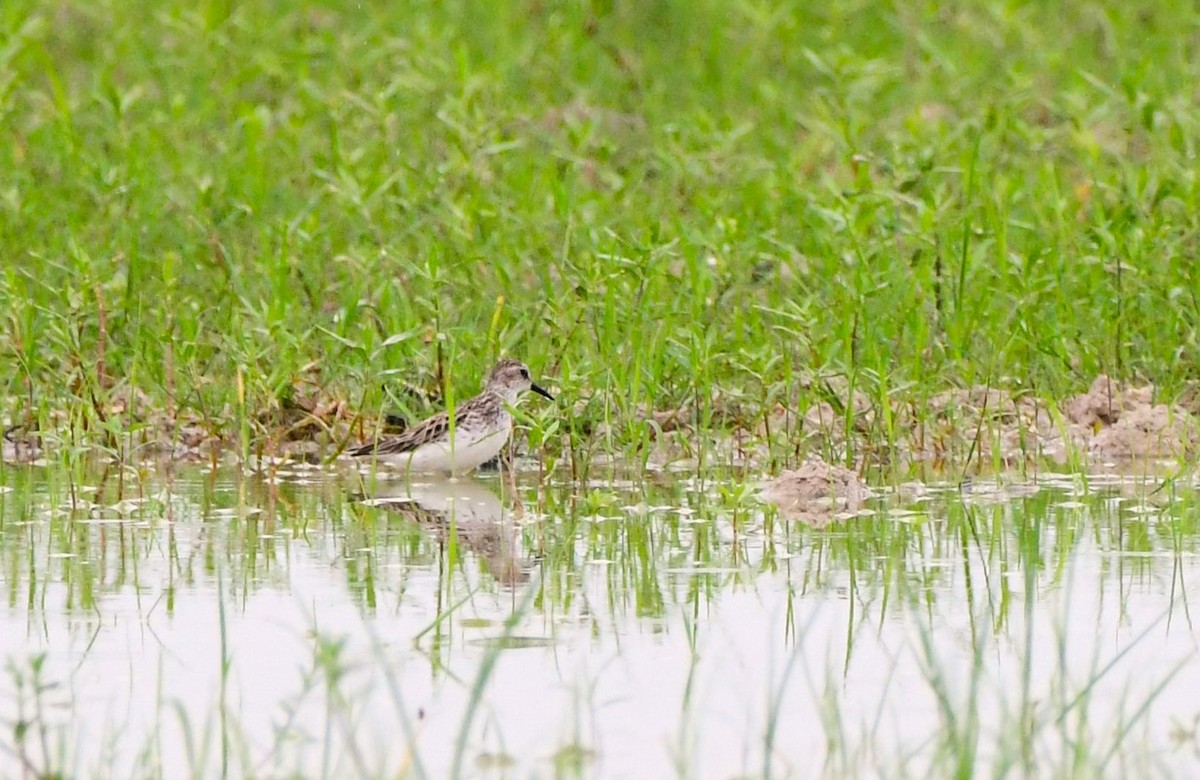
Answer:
[{"left": 519, "top": 368, "right": 530, "bottom": 379}]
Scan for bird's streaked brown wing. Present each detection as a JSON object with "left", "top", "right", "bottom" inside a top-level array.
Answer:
[{"left": 349, "top": 411, "right": 450, "bottom": 457}]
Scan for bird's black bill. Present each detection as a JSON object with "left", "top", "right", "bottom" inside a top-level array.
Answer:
[{"left": 531, "top": 383, "right": 555, "bottom": 401}]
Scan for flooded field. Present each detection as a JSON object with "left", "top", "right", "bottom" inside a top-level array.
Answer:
[{"left": 2, "top": 462, "right": 1199, "bottom": 778}]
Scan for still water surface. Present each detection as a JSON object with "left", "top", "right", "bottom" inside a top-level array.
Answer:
[{"left": 1, "top": 463, "right": 1199, "bottom": 777}]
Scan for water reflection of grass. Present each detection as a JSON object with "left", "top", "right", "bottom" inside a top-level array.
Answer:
[{"left": 3, "top": 463, "right": 1200, "bottom": 775}]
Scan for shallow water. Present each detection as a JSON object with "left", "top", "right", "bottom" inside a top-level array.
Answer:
[{"left": 1, "top": 462, "right": 1199, "bottom": 778}]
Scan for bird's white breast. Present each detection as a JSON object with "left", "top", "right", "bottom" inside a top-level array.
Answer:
[{"left": 376, "top": 412, "right": 511, "bottom": 475}]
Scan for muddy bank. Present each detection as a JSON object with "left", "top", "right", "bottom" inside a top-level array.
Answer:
[
  {"left": 4, "top": 375, "right": 1199, "bottom": 471},
  {"left": 921, "top": 374, "right": 1198, "bottom": 464},
  {"left": 749, "top": 374, "right": 1199, "bottom": 470},
  {"left": 2, "top": 380, "right": 356, "bottom": 465}
]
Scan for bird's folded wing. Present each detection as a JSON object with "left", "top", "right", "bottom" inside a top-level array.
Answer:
[{"left": 350, "top": 411, "right": 451, "bottom": 456}]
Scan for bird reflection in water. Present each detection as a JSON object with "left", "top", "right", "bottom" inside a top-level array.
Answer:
[{"left": 358, "top": 477, "right": 535, "bottom": 587}]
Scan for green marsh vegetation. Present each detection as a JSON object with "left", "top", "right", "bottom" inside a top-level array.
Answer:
[
  {"left": 3, "top": 0, "right": 1200, "bottom": 777},
  {"left": 4, "top": 0, "right": 1200, "bottom": 467}
]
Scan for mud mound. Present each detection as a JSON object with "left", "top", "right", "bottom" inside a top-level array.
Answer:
[
  {"left": 1063, "top": 376, "right": 1197, "bottom": 459},
  {"left": 1063, "top": 376, "right": 1154, "bottom": 427},
  {"left": 898, "top": 376, "right": 1197, "bottom": 465},
  {"left": 761, "top": 457, "right": 866, "bottom": 527}
]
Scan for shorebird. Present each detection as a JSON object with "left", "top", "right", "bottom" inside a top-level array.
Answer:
[{"left": 349, "top": 359, "right": 554, "bottom": 475}]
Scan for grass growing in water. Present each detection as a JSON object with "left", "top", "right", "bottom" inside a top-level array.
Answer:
[
  {"left": 2, "top": 466, "right": 1198, "bottom": 776},
  {"left": 3, "top": 0, "right": 1200, "bottom": 466},
  {"left": 4, "top": 2, "right": 1200, "bottom": 777}
]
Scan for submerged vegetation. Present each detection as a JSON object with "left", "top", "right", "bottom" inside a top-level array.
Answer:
[
  {"left": 3, "top": 0, "right": 1200, "bottom": 468},
  {"left": 3, "top": 0, "right": 1200, "bottom": 778}
]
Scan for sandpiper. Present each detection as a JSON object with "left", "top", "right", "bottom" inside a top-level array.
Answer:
[{"left": 349, "top": 359, "right": 554, "bottom": 475}]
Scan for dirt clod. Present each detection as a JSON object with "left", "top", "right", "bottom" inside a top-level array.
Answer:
[
  {"left": 1063, "top": 375, "right": 1152, "bottom": 427},
  {"left": 1061, "top": 375, "right": 1196, "bottom": 459},
  {"left": 761, "top": 457, "right": 866, "bottom": 527}
]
